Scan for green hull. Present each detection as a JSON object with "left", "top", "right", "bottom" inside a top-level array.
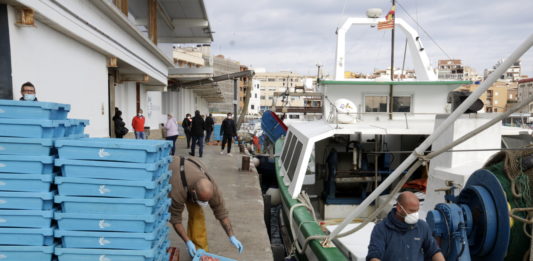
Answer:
[{"left": 274, "top": 139, "right": 347, "bottom": 261}]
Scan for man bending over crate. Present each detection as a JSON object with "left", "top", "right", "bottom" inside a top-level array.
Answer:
[{"left": 169, "top": 156, "right": 244, "bottom": 257}]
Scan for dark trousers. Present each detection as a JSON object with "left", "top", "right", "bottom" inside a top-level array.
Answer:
[
  {"left": 205, "top": 129, "right": 213, "bottom": 143},
  {"left": 221, "top": 134, "right": 233, "bottom": 153},
  {"left": 184, "top": 131, "right": 191, "bottom": 148},
  {"left": 165, "top": 135, "right": 178, "bottom": 155},
  {"left": 191, "top": 136, "right": 204, "bottom": 157}
]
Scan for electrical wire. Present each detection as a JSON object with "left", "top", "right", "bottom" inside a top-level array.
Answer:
[{"left": 395, "top": 0, "right": 452, "bottom": 60}]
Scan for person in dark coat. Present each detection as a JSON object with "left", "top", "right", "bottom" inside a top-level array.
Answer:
[
  {"left": 204, "top": 113, "right": 215, "bottom": 143},
  {"left": 112, "top": 108, "right": 128, "bottom": 138},
  {"left": 182, "top": 113, "right": 193, "bottom": 148},
  {"left": 366, "top": 191, "right": 444, "bottom": 261},
  {"left": 220, "top": 112, "right": 237, "bottom": 156},
  {"left": 189, "top": 110, "right": 205, "bottom": 157}
]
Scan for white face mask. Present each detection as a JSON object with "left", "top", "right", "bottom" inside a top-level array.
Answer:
[
  {"left": 197, "top": 200, "right": 209, "bottom": 207},
  {"left": 138, "top": 113, "right": 142, "bottom": 117},
  {"left": 228, "top": 115, "right": 233, "bottom": 119},
  {"left": 399, "top": 204, "right": 419, "bottom": 225}
]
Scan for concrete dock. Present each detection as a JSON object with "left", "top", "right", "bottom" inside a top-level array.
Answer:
[{"left": 167, "top": 138, "right": 273, "bottom": 261}]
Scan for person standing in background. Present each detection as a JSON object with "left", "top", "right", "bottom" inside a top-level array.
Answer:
[
  {"left": 204, "top": 113, "right": 214, "bottom": 143},
  {"left": 19, "top": 82, "right": 38, "bottom": 101},
  {"left": 132, "top": 109, "right": 146, "bottom": 139},
  {"left": 189, "top": 110, "right": 205, "bottom": 157},
  {"left": 165, "top": 114, "right": 179, "bottom": 155},
  {"left": 220, "top": 112, "right": 237, "bottom": 156},
  {"left": 113, "top": 108, "right": 128, "bottom": 138},
  {"left": 182, "top": 113, "right": 193, "bottom": 148}
]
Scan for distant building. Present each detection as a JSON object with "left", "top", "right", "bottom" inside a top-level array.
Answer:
[
  {"left": 209, "top": 55, "right": 241, "bottom": 113},
  {"left": 255, "top": 71, "right": 308, "bottom": 111},
  {"left": 517, "top": 78, "right": 533, "bottom": 113},
  {"left": 437, "top": 59, "right": 478, "bottom": 81},
  {"left": 460, "top": 81, "right": 517, "bottom": 113},
  {"left": 484, "top": 60, "right": 522, "bottom": 82},
  {"left": 370, "top": 67, "right": 416, "bottom": 80},
  {"left": 248, "top": 80, "right": 261, "bottom": 115}
]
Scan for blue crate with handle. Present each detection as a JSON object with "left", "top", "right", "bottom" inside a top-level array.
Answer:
[
  {"left": 0, "top": 227, "right": 54, "bottom": 246},
  {"left": 0, "top": 137, "right": 54, "bottom": 156},
  {"left": 0, "top": 173, "right": 54, "bottom": 192},
  {"left": 0, "top": 155, "right": 55, "bottom": 174},
  {"left": 0, "top": 191, "right": 55, "bottom": 210},
  {"left": 0, "top": 244, "right": 54, "bottom": 261},
  {"left": 0, "top": 119, "right": 69, "bottom": 138},
  {"left": 192, "top": 249, "right": 237, "bottom": 261},
  {"left": 0, "top": 209, "right": 54, "bottom": 228},
  {"left": 0, "top": 100, "right": 70, "bottom": 120}
]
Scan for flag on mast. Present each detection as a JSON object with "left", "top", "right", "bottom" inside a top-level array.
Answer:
[{"left": 377, "top": 5, "right": 396, "bottom": 30}]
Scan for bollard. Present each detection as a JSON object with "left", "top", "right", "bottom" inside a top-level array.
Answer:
[{"left": 241, "top": 155, "right": 250, "bottom": 171}]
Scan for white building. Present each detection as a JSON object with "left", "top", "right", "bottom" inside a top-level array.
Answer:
[
  {"left": 0, "top": 0, "right": 214, "bottom": 137},
  {"left": 248, "top": 79, "right": 261, "bottom": 115}
]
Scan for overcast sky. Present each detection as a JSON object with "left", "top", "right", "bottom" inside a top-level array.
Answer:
[{"left": 204, "top": 0, "right": 533, "bottom": 78}]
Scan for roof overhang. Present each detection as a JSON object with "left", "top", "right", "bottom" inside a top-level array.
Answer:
[{"left": 128, "top": 0, "right": 214, "bottom": 44}]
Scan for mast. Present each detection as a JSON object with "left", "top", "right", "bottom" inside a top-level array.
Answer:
[{"left": 388, "top": 0, "right": 395, "bottom": 120}]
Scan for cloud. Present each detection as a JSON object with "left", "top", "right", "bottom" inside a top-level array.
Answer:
[{"left": 204, "top": 0, "right": 533, "bottom": 77}]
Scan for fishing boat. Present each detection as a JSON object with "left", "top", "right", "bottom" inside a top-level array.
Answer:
[{"left": 259, "top": 7, "right": 533, "bottom": 261}]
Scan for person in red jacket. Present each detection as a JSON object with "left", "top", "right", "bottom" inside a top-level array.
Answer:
[{"left": 132, "top": 109, "right": 146, "bottom": 139}]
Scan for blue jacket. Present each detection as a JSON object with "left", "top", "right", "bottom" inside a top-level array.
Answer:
[{"left": 366, "top": 209, "right": 441, "bottom": 261}]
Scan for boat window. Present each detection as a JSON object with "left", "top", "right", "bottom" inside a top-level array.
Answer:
[
  {"left": 283, "top": 135, "right": 298, "bottom": 170},
  {"left": 392, "top": 96, "right": 412, "bottom": 112},
  {"left": 281, "top": 132, "right": 293, "bottom": 163},
  {"left": 365, "top": 96, "right": 388, "bottom": 112},
  {"left": 287, "top": 141, "right": 303, "bottom": 180}
]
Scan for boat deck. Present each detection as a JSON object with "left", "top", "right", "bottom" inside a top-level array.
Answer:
[{"left": 167, "top": 138, "right": 273, "bottom": 260}]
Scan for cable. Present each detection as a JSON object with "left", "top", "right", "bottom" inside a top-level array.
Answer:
[{"left": 395, "top": 0, "right": 452, "bottom": 60}]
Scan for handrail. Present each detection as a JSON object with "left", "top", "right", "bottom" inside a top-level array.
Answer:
[{"left": 326, "top": 34, "right": 533, "bottom": 243}]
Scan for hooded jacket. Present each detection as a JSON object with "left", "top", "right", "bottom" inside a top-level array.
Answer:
[
  {"left": 190, "top": 112, "right": 205, "bottom": 137},
  {"left": 366, "top": 209, "right": 441, "bottom": 261}
]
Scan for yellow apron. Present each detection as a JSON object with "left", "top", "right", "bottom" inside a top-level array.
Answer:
[{"left": 186, "top": 202, "right": 208, "bottom": 251}]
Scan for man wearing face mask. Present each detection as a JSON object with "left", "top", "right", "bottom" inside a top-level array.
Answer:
[
  {"left": 220, "top": 112, "right": 237, "bottom": 156},
  {"left": 169, "top": 156, "right": 244, "bottom": 257},
  {"left": 366, "top": 191, "right": 444, "bottom": 261},
  {"left": 132, "top": 109, "right": 146, "bottom": 139},
  {"left": 19, "top": 82, "right": 38, "bottom": 101}
]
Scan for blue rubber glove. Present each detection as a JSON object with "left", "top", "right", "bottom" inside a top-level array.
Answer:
[
  {"left": 186, "top": 240, "right": 197, "bottom": 257},
  {"left": 229, "top": 236, "right": 244, "bottom": 253}
]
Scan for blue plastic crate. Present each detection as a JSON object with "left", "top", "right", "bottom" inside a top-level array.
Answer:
[
  {"left": 213, "top": 124, "right": 222, "bottom": 141},
  {"left": 64, "top": 119, "right": 89, "bottom": 138},
  {"left": 55, "top": 222, "right": 169, "bottom": 250},
  {"left": 0, "top": 100, "right": 70, "bottom": 120},
  {"left": 55, "top": 195, "right": 160, "bottom": 215},
  {"left": 55, "top": 171, "right": 170, "bottom": 198},
  {"left": 0, "top": 191, "right": 54, "bottom": 210},
  {"left": 193, "top": 249, "right": 237, "bottom": 261},
  {"left": 0, "top": 209, "right": 53, "bottom": 228},
  {"left": 56, "top": 138, "right": 168, "bottom": 163},
  {"left": 0, "top": 119, "right": 69, "bottom": 138},
  {"left": 55, "top": 238, "right": 167, "bottom": 261},
  {"left": 0, "top": 244, "right": 54, "bottom": 261},
  {"left": 0, "top": 227, "right": 54, "bottom": 246},
  {"left": 55, "top": 199, "right": 170, "bottom": 232},
  {"left": 94, "top": 138, "right": 173, "bottom": 157},
  {"left": 0, "top": 173, "right": 54, "bottom": 192},
  {"left": 0, "top": 155, "right": 55, "bottom": 174},
  {"left": 55, "top": 157, "right": 171, "bottom": 181},
  {"left": 0, "top": 137, "right": 54, "bottom": 156}
]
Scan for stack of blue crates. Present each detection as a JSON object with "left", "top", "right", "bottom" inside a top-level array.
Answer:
[
  {"left": 53, "top": 138, "right": 173, "bottom": 261},
  {"left": 0, "top": 99, "right": 80, "bottom": 261}
]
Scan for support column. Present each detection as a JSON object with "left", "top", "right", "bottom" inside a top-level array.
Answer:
[
  {"left": 0, "top": 4, "right": 13, "bottom": 99},
  {"left": 148, "top": 0, "right": 157, "bottom": 44},
  {"left": 136, "top": 82, "right": 141, "bottom": 112},
  {"left": 113, "top": 0, "right": 128, "bottom": 16},
  {"left": 233, "top": 78, "right": 238, "bottom": 119}
]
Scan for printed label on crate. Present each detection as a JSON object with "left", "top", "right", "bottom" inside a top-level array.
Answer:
[
  {"left": 0, "top": 219, "right": 5, "bottom": 223},
  {"left": 0, "top": 146, "right": 4, "bottom": 151},
  {"left": 0, "top": 254, "right": 7, "bottom": 259},
  {"left": 98, "top": 237, "right": 111, "bottom": 246},
  {"left": 98, "top": 149, "right": 111, "bottom": 158},
  {"left": 99, "top": 255, "right": 111, "bottom": 261},
  {"left": 0, "top": 181, "right": 5, "bottom": 186},
  {"left": 99, "top": 185, "right": 111, "bottom": 195},
  {"left": 99, "top": 220, "right": 111, "bottom": 229},
  {"left": 0, "top": 109, "right": 4, "bottom": 114},
  {"left": 0, "top": 164, "right": 5, "bottom": 168},
  {"left": 0, "top": 200, "right": 6, "bottom": 204}
]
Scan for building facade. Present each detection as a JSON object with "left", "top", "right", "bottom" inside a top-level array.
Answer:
[
  {"left": 517, "top": 78, "right": 533, "bottom": 113},
  {"left": 255, "top": 71, "right": 311, "bottom": 111}
]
